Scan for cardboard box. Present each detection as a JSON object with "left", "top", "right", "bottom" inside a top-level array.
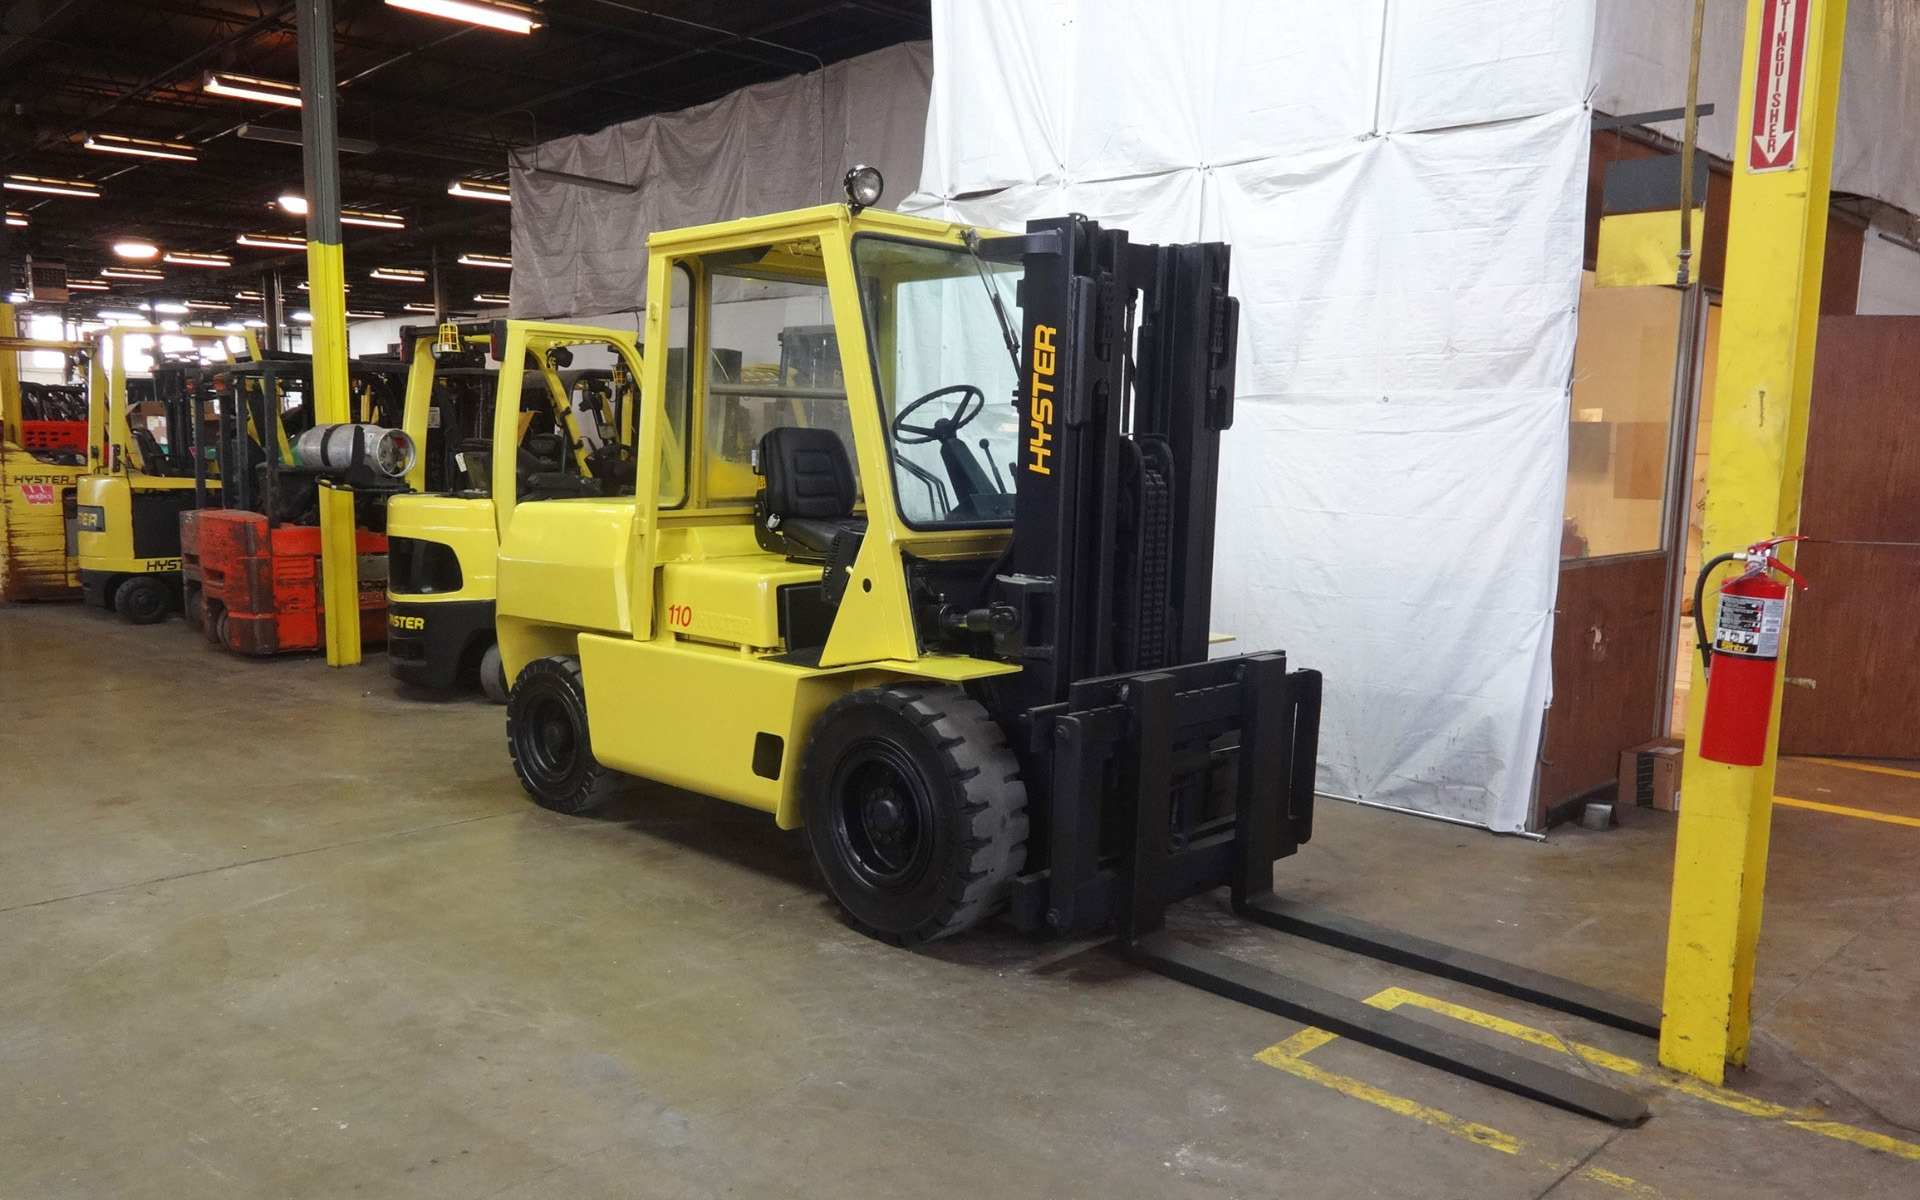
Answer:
[{"left": 1618, "top": 739, "right": 1683, "bottom": 812}]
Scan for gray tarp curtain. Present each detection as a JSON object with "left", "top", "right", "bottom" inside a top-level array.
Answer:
[{"left": 508, "top": 41, "right": 933, "bottom": 320}]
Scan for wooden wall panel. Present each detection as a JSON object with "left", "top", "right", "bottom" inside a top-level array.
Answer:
[{"left": 1538, "top": 555, "right": 1670, "bottom": 821}]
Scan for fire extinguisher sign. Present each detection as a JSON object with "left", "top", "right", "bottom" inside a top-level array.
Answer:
[
  {"left": 1714, "top": 594, "right": 1787, "bottom": 658},
  {"left": 1749, "top": 0, "right": 1811, "bottom": 173}
]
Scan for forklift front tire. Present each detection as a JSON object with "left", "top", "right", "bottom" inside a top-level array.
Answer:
[
  {"left": 114, "top": 575, "right": 171, "bottom": 625},
  {"left": 801, "top": 684, "right": 1028, "bottom": 946},
  {"left": 479, "top": 642, "right": 509, "bottom": 705},
  {"left": 506, "top": 655, "right": 621, "bottom": 814}
]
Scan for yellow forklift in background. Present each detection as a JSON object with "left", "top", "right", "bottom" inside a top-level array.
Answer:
[
  {"left": 0, "top": 302, "right": 90, "bottom": 601},
  {"left": 487, "top": 180, "right": 1664, "bottom": 1127},
  {"left": 384, "top": 319, "right": 642, "bottom": 700},
  {"left": 75, "top": 324, "right": 258, "bottom": 623}
]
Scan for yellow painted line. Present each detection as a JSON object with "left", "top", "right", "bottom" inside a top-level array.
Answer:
[
  {"left": 1579, "top": 1165, "right": 1667, "bottom": 1197},
  {"left": 1785, "top": 1121, "right": 1920, "bottom": 1162},
  {"left": 1253, "top": 1042, "right": 1523, "bottom": 1154},
  {"left": 1365, "top": 987, "right": 1920, "bottom": 1162},
  {"left": 1794, "top": 756, "right": 1920, "bottom": 782},
  {"left": 1362, "top": 988, "right": 1813, "bottom": 1120},
  {"left": 1774, "top": 796, "right": 1920, "bottom": 829}
]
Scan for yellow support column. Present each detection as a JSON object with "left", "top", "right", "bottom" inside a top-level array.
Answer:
[
  {"left": 1660, "top": 0, "right": 1847, "bottom": 1083},
  {"left": 296, "top": 0, "right": 360, "bottom": 666}
]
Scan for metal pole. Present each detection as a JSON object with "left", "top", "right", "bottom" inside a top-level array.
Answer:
[
  {"left": 431, "top": 243, "right": 448, "bottom": 321},
  {"left": 296, "top": 0, "right": 361, "bottom": 666},
  {"left": 1661, "top": 0, "right": 1848, "bottom": 1085},
  {"left": 263, "top": 269, "right": 285, "bottom": 354}
]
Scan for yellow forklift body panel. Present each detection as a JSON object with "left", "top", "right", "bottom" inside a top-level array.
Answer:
[
  {"left": 496, "top": 498, "right": 637, "bottom": 634},
  {"left": 387, "top": 494, "right": 499, "bottom": 603}
]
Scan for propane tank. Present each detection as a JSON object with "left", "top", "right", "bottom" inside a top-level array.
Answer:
[
  {"left": 290, "top": 423, "right": 416, "bottom": 479},
  {"left": 1696, "top": 536, "right": 1808, "bottom": 766}
]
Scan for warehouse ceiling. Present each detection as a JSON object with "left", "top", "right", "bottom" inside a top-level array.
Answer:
[{"left": 0, "top": 0, "right": 929, "bottom": 321}]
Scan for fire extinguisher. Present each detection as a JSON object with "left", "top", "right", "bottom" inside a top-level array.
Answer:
[{"left": 1694, "top": 535, "right": 1809, "bottom": 766}]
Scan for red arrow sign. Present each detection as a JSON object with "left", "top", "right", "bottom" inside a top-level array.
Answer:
[{"left": 1749, "top": 0, "right": 1811, "bottom": 173}]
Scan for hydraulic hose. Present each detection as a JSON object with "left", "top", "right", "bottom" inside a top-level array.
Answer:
[{"left": 1691, "top": 551, "right": 1740, "bottom": 673}]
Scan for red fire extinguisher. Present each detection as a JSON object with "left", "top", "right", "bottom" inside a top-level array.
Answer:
[{"left": 1695, "top": 535, "right": 1808, "bottom": 766}]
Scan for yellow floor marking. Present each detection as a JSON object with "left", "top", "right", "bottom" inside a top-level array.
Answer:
[
  {"left": 1774, "top": 796, "right": 1920, "bottom": 829},
  {"left": 1360, "top": 986, "right": 1920, "bottom": 1161},
  {"left": 1253, "top": 1043, "right": 1523, "bottom": 1154},
  {"left": 1794, "top": 756, "right": 1920, "bottom": 782},
  {"left": 1785, "top": 1121, "right": 1920, "bottom": 1162},
  {"left": 1579, "top": 1165, "right": 1667, "bottom": 1197},
  {"left": 1362, "top": 988, "right": 1816, "bottom": 1120}
]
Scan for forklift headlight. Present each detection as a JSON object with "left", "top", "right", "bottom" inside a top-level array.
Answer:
[{"left": 843, "top": 164, "right": 884, "bottom": 213}]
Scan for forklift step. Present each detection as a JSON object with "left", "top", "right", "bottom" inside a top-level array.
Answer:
[
  {"left": 1239, "top": 896, "right": 1665, "bottom": 1039},
  {"left": 1121, "top": 931, "right": 1651, "bottom": 1127}
]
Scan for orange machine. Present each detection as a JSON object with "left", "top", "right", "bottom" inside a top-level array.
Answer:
[{"left": 182, "top": 510, "right": 387, "bottom": 654}]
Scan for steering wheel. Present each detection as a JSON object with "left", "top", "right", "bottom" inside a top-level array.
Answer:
[{"left": 892, "top": 384, "right": 985, "bottom": 445}]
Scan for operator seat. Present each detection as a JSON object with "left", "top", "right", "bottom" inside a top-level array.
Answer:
[{"left": 753, "top": 427, "right": 865, "bottom": 579}]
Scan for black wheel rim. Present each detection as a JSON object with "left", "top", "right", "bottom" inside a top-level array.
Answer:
[
  {"left": 127, "top": 584, "right": 162, "bottom": 619},
  {"left": 522, "top": 691, "right": 579, "bottom": 783},
  {"left": 828, "top": 738, "right": 937, "bottom": 892}
]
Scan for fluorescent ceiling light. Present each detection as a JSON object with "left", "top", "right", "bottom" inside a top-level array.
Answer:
[
  {"left": 342, "top": 209, "right": 405, "bottom": 229},
  {"left": 113, "top": 240, "right": 160, "bottom": 260},
  {"left": 236, "top": 233, "right": 306, "bottom": 250},
  {"left": 66, "top": 279, "right": 110, "bottom": 292},
  {"left": 447, "top": 179, "right": 511, "bottom": 202},
  {"left": 346, "top": 310, "right": 387, "bottom": 320},
  {"left": 164, "top": 251, "right": 231, "bottom": 268},
  {"left": 278, "top": 193, "right": 309, "bottom": 216},
  {"left": 204, "top": 71, "right": 302, "bottom": 108},
  {"left": 235, "top": 124, "right": 376, "bottom": 154},
  {"left": 4, "top": 211, "right": 24, "bottom": 227},
  {"left": 385, "top": 0, "right": 542, "bottom": 35},
  {"left": 403, "top": 302, "right": 440, "bottom": 313},
  {"left": 186, "top": 301, "right": 231, "bottom": 311},
  {"left": 101, "top": 266, "right": 164, "bottom": 280},
  {"left": 370, "top": 267, "right": 427, "bottom": 282},
  {"left": 234, "top": 290, "right": 264, "bottom": 301},
  {"left": 295, "top": 280, "right": 350, "bottom": 291},
  {"left": 5, "top": 174, "right": 101, "bottom": 199},
  {"left": 152, "top": 302, "right": 191, "bottom": 315},
  {"left": 473, "top": 292, "right": 510, "bottom": 305},
  {"left": 83, "top": 133, "right": 197, "bottom": 162},
  {"left": 291, "top": 310, "right": 314, "bottom": 323},
  {"left": 457, "top": 253, "right": 511, "bottom": 269},
  {"left": 97, "top": 309, "right": 146, "bottom": 321},
  {"left": 243, "top": 319, "right": 268, "bottom": 328}
]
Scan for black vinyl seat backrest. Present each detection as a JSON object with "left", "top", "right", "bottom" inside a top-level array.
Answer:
[
  {"left": 754, "top": 426, "right": 864, "bottom": 568},
  {"left": 760, "top": 426, "right": 855, "bottom": 522}
]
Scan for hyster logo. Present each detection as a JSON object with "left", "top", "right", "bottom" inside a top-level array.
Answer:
[
  {"left": 1027, "top": 323, "right": 1056, "bottom": 475},
  {"left": 390, "top": 613, "right": 425, "bottom": 631}
]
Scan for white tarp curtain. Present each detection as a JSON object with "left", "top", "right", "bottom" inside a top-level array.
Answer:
[
  {"left": 904, "top": 0, "right": 1596, "bottom": 831},
  {"left": 1593, "top": 0, "right": 1920, "bottom": 220},
  {"left": 508, "top": 41, "right": 933, "bottom": 319}
]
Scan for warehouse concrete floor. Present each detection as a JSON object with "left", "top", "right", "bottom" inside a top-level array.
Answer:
[{"left": 4, "top": 603, "right": 1919, "bottom": 1199}]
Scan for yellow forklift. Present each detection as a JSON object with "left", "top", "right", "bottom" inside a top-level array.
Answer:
[
  {"left": 491, "top": 179, "right": 1661, "bottom": 1125},
  {"left": 0, "top": 302, "right": 90, "bottom": 601},
  {"left": 384, "top": 319, "right": 641, "bottom": 701},
  {"left": 74, "top": 324, "right": 258, "bottom": 623}
]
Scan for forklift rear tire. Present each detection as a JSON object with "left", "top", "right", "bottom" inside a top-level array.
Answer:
[
  {"left": 114, "top": 575, "right": 170, "bottom": 625},
  {"left": 801, "top": 684, "right": 1028, "bottom": 946},
  {"left": 506, "top": 655, "right": 620, "bottom": 814},
  {"left": 479, "top": 643, "right": 509, "bottom": 705}
]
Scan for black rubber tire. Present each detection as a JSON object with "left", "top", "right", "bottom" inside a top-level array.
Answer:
[
  {"left": 114, "top": 575, "right": 170, "bottom": 625},
  {"left": 479, "top": 642, "right": 509, "bottom": 705},
  {"left": 800, "top": 684, "right": 1027, "bottom": 946},
  {"left": 506, "top": 655, "right": 621, "bottom": 814}
]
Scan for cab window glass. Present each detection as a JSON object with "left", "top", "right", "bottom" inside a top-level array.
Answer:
[{"left": 700, "top": 246, "right": 850, "bottom": 507}]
